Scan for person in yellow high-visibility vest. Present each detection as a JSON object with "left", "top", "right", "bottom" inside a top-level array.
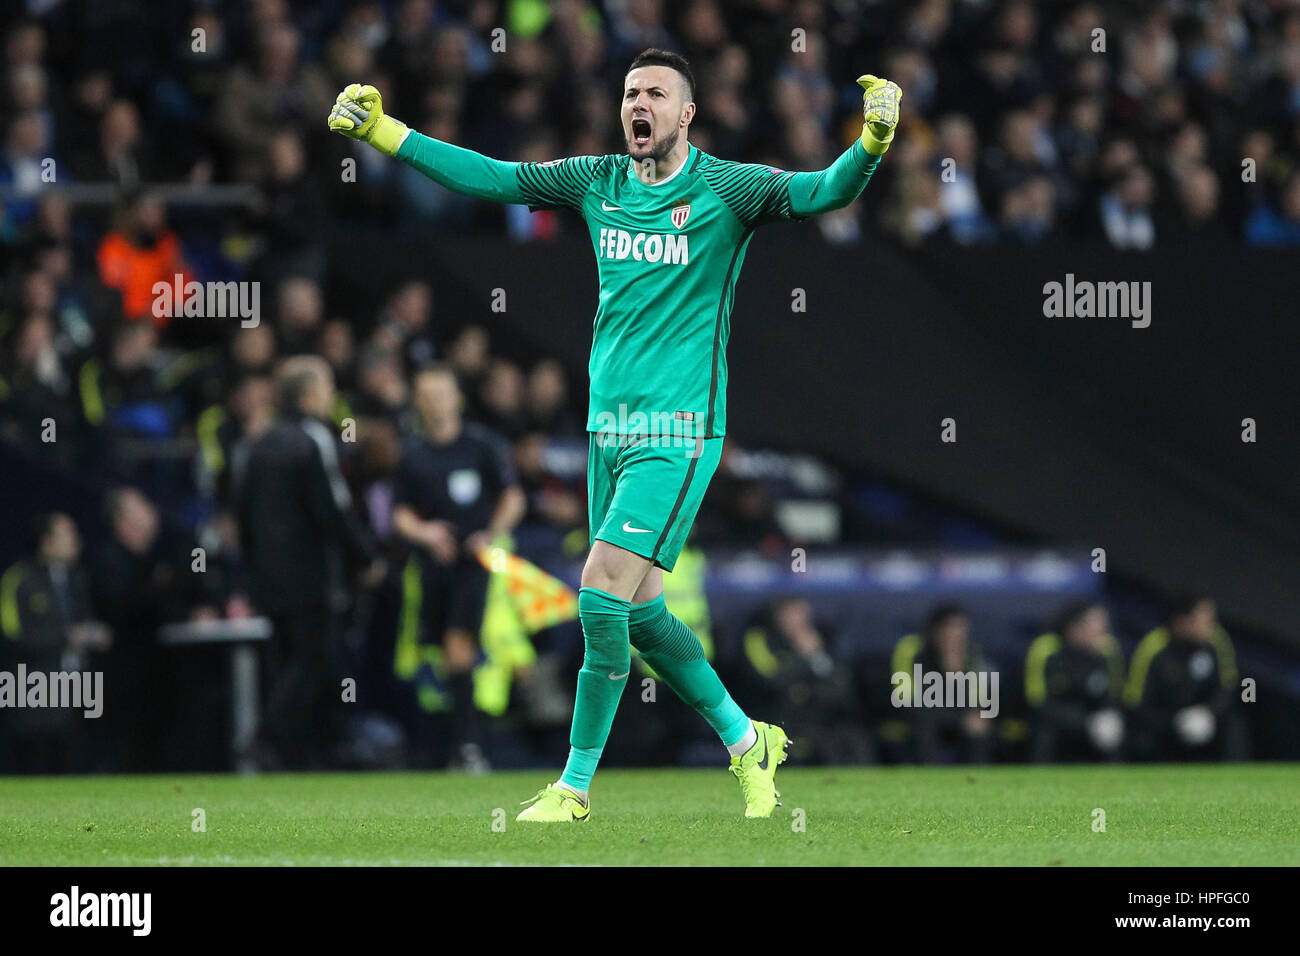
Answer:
[{"left": 393, "top": 533, "right": 578, "bottom": 747}]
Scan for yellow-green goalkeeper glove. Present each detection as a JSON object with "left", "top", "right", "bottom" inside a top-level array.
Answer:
[
  {"left": 856, "top": 75, "right": 903, "bottom": 156},
  {"left": 327, "top": 83, "right": 409, "bottom": 156}
]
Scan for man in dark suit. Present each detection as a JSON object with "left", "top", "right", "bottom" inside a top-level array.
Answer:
[{"left": 238, "top": 355, "right": 382, "bottom": 768}]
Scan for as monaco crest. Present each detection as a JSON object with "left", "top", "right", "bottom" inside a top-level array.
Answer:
[{"left": 671, "top": 203, "right": 691, "bottom": 229}]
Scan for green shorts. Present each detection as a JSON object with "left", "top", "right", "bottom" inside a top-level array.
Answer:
[{"left": 587, "top": 432, "right": 723, "bottom": 572}]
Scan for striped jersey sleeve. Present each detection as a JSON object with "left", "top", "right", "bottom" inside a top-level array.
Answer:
[
  {"left": 698, "top": 157, "right": 798, "bottom": 226},
  {"left": 516, "top": 155, "right": 608, "bottom": 212}
]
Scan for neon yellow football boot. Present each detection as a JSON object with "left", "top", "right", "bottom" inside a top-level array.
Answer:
[
  {"left": 516, "top": 783, "right": 590, "bottom": 822},
  {"left": 729, "top": 721, "right": 791, "bottom": 818}
]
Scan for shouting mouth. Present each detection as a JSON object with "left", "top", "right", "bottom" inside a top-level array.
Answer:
[{"left": 631, "top": 117, "right": 652, "bottom": 146}]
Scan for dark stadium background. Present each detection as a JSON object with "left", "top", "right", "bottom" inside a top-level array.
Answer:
[{"left": 2, "top": 0, "right": 1298, "bottom": 774}]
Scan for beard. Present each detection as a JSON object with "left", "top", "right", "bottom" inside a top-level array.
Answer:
[{"left": 627, "top": 124, "right": 680, "bottom": 167}]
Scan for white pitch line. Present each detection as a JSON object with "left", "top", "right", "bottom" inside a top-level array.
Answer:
[{"left": 95, "top": 855, "right": 598, "bottom": 867}]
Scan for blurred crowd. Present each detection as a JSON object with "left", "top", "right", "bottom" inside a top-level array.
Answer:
[
  {"left": 2, "top": 483, "right": 1251, "bottom": 771},
  {"left": 716, "top": 592, "right": 1247, "bottom": 767},
  {"left": 3, "top": 0, "right": 1300, "bottom": 253},
  {"left": 0, "top": 0, "right": 1275, "bottom": 773}
]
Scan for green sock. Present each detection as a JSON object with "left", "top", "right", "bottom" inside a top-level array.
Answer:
[
  {"left": 559, "top": 587, "right": 632, "bottom": 792},
  {"left": 629, "top": 594, "right": 751, "bottom": 748}
]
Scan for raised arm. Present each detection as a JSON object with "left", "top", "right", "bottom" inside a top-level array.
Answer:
[
  {"left": 790, "top": 74, "right": 902, "bottom": 215},
  {"left": 703, "top": 74, "right": 903, "bottom": 226},
  {"left": 398, "top": 132, "right": 532, "bottom": 204},
  {"left": 785, "top": 142, "right": 881, "bottom": 217},
  {"left": 327, "top": 83, "right": 600, "bottom": 209}
]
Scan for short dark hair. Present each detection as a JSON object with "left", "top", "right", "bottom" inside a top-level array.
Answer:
[
  {"left": 922, "top": 603, "right": 967, "bottom": 641},
  {"left": 627, "top": 48, "right": 695, "bottom": 101},
  {"left": 1054, "top": 599, "right": 1102, "bottom": 638},
  {"left": 1165, "top": 593, "right": 1213, "bottom": 625}
]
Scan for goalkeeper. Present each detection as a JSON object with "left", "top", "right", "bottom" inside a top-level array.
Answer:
[{"left": 329, "top": 48, "right": 900, "bottom": 821}]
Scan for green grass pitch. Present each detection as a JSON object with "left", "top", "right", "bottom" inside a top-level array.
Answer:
[{"left": 1, "top": 764, "right": 1296, "bottom": 866}]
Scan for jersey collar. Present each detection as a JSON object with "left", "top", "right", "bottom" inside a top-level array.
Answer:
[{"left": 626, "top": 143, "right": 696, "bottom": 188}]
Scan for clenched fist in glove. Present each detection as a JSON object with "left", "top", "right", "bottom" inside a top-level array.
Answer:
[
  {"left": 856, "top": 75, "right": 903, "bottom": 156},
  {"left": 327, "top": 83, "right": 409, "bottom": 156}
]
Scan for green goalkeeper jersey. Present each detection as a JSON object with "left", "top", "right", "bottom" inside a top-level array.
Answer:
[{"left": 397, "top": 133, "right": 880, "bottom": 438}]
